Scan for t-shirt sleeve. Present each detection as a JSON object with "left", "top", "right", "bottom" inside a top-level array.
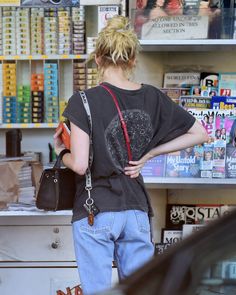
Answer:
[
  {"left": 62, "top": 92, "right": 90, "bottom": 135},
  {"left": 151, "top": 89, "right": 196, "bottom": 147}
]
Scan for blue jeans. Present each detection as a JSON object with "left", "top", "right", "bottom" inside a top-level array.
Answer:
[{"left": 72, "top": 210, "right": 154, "bottom": 295}]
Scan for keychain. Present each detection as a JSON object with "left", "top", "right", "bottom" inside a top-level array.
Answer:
[{"left": 83, "top": 189, "right": 100, "bottom": 226}]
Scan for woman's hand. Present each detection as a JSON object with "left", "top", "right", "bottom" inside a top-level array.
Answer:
[
  {"left": 124, "top": 153, "right": 152, "bottom": 178},
  {"left": 53, "top": 127, "right": 66, "bottom": 156}
]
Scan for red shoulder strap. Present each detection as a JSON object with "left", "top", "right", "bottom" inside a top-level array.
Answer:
[{"left": 100, "top": 84, "right": 132, "bottom": 162}]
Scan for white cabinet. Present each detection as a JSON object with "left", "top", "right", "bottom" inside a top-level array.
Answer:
[
  {"left": 0, "top": 225, "right": 75, "bottom": 262},
  {"left": 0, "top": 212, "right": 119, "bottom": 294}
]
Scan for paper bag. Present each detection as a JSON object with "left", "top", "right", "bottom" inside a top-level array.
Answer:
[{"left": 0, "top": 161, "right": 25, "bottom": 204}]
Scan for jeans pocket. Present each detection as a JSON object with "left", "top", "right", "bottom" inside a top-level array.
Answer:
[
  {"left": 79, "top": 212, "right": 115, "bottom": 235},
  {"left": 134, "top": 210, "right": 150, "bottom": 233}
]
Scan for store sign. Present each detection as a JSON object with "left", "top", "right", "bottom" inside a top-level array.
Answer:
[{"left": 141, "top": 15, "right": 209, "bottom": 40}]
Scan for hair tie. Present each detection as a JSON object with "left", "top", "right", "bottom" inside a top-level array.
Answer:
[{"left": 116, "top": 29, "right": 126, "bottom": 32}]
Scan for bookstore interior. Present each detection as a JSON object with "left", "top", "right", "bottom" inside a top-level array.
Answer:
[{"left": 0, "top": 0, "right": 236, "bottom": 294}]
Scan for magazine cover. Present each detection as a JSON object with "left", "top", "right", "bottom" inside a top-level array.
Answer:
[
  {"left": 212, "top": 140, "right": 226, "bottom": 178},
  {"left": 221, "top": 204, "right": 236, "bottom": 216},
  {"left": 163, "top": 72, "right": 200, "bottom": 88},
  {"left": 166, "top": 204, "right": 196, "bottom": 229},
  {"left": 141, "top": 155, "right": 166, "bottom": 177},
  {"left": 165, "top": 151, "right": 181, "bottom": 178},
  {"left": 195, "top": 204, "right": 221, "bottom": 224},
  {"left": 155, "top": 243, "right": 172, "bottom": 255},
  {"left": 182, "top": 224, "right": 205, "bottom": 239},
  {"left": 131, "top": 0, "right": 222, "bottom": 40},
  {"left": 160, "top": 88, "right": 190, "bottom": 104},
  {"left": 200, "top": 142, "right": 214, "bottom": 178},
  {"left": 210, "top": 96, "right": 236, "bottom": 110},
  {"left": 179, "top": 96, "right": 211, "bottom": 109},
  {"left": 218, "top": 73, "right": 236, "bottom": 97},
  {"left": 200, "top": 72, "right": 219, "bottom": 88},
  {"left": 188, "top": 109, "right": 216, "bottom": 141},
  {"left": 161, "top": 229, "right": 182, "bottom": 244},
  {"left": 165, "top": 148, "right": 200, "bottom": 178},
  {"left": 215, "top": 113, "right": 236, "bottom": 144},
  {"left": 225, "top": 147, "right": 236, "bottom": 178}
]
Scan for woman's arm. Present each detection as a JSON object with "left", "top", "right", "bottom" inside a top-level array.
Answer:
[
  {"left": 54, "top": 122, "right": 90, "bottom": 175},
  {"left": 125, "top": 120, "right": 209, "bottom": 178}
]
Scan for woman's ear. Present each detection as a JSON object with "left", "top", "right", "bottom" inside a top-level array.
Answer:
[
  {"left": 95, "top": 55, "right": 101, "bottom": 66},
  {"left": 129, "top": 58, "right": 136, "bottom": 67}
]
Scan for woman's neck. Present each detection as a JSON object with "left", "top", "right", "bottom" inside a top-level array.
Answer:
[
  {"left": 102, "top": 67, "right": 128, "bottom": 85},
  {"left": 101, "top": 66, "right": 141, "bottom": 90}
]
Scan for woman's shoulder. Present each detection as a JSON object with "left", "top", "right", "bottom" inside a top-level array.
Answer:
[{"left": 142, "top": 83, "right": 166, "bottom": 99}]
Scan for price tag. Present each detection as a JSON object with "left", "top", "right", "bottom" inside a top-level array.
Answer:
[
  {"left": 48, "top": 123, "right": 55, "bottom": 128},
  {"left": 75, "top": 55, "right": 81, "bottom": 59},
  {"left": 21, "top": 124, "right": 27, "bottom": 128},
  {"left": 61, "top": 54, "right": 69, "bottom": 59},
  {"left": 34, "top": 123, "right": 41, "bottom": 128},
  {"left": 13, "top": 55, "right": 20, "bottom": 60},
  {"left": 28, "top": 55, "right": 33, "bottom": 59},
  {"left": 42, "top": 55, "right": 48, "bottom": 59},
  {"left": 0, "top": 56, "right": 5, "bottom": 60}
]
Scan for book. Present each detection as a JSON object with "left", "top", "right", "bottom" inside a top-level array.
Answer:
[
  {"left": 212, "top": 140, "right": 226, "bottom": 178},
  {"left": 56, "top": 121, "right": 71, "bottom": 150}
]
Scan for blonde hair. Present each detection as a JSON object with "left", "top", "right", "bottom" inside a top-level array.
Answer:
[{"left": 89, "top": 15, "right": 140, "bottom": 81}]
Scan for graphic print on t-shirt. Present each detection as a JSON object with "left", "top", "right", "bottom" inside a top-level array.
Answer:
[{"left": 105, "top": 109, "right": 153, "bottom": 168}]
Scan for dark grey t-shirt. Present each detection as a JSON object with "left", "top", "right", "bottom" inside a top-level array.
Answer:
[{"left": 63, "top": 83, "right": 196, "bottom": 222}]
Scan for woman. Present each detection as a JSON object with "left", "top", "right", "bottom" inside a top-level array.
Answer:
[{"left": 54, "top": 15, "right": 208, "bottom": 295}]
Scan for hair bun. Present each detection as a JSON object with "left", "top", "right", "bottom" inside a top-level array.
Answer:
[{"left": 105, "top": 15, "right": 129, "bottom": 32}]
